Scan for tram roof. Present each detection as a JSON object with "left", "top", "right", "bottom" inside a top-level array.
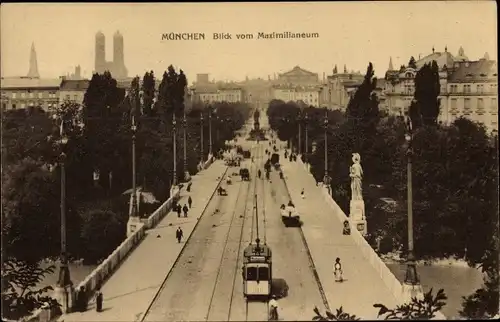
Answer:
[{"left": 243, "top": 243, "right": 272, "bottom": 257}]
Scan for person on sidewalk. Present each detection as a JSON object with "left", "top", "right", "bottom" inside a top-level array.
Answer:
[
  {"left": 176, "top": 204, "right": 182, "bottom": 218},
  {"left": 301, "top": 188, "right": 305, "bottom": 199},
  {"left": 176, "top": 227, "right": 184, "bottom": 243},
  {"left": 183, "top": 204, "right": 189, "bottom": 217},
  {"left": 188, "top": 196, "right": 193, "bottom": 208},
  {"left": 334, "top": 257, "right": 343, "bottom": 282},
  {"left": 75, "top": 285, "right": 87, "bottom": 312},
  {"left": 95, "top": 285, "right": 103, "bottom": 312}
]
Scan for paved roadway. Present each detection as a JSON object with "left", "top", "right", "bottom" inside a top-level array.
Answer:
[
  {"left": 143, "top": 138, "right": 326, "bottom": 321},
  {"left": 281, "top": 157, "right": 400, "bottom": 319},
  {"left": 59, "top": 161, "right": 228, "bottom": 322},
  {"left": 143, "top": 144, "right": 262, "bottom": 322}
]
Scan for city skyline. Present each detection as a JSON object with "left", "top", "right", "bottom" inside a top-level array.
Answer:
[{"left": 1, "top": 2, "right": 497, "bottom": 82}]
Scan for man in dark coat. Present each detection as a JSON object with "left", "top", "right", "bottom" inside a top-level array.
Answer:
[
  {"left": 176, "top": 227, "right": 184, "bottom": 243},
  {"left": 176, "top": 204, "right": 182, "bottom": 217},
  {"left": 188, "top": 196, "right": 193, "bottom": 208},
  {"left": 183, "top": 204, "right": 189, "bottom": 217}
]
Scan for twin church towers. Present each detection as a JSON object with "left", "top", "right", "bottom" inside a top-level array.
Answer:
[{"left": 94, "top": 31, "right": 128, "bottom": 79}]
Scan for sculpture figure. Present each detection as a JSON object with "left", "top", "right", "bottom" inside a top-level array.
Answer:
[{"left": 349, "top": 153, "right": 363, "bottom": 201}]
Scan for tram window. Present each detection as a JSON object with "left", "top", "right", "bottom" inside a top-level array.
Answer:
[
  {"left": 258, "top": 267, "right": 269, "bottom": 280},
  {"left": 246, "top": 267, "right": 258, "bottom": 281}
]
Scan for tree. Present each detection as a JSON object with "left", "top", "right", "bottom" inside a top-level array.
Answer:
[
  {"left": 408, "top": 56, "right": 417, "bottom": 69},
  {"left": 2, "top": 158, "right": 64, "bottom": 263},
  {"left": 1, "top": 106, "right": 55, "bottom": 166},
  {"left": 142, "top": 71, "right": 156, "bottom": 116},
  {"left": 1, "top": 259, "right": 60, "bottom": 321},
  {"left": 409, "top": 61, "right": 441, "bottom": 128},
  {"left": 82, "top": 71, "right": 127, "bottom": 194},
  {"left": 79, "top": 209, "right": 126, "bottom": 264},
  {"left": 313, "top": 288, "right": 447, "bottom": 320},
  {"left": 345, "top": 62, "right": 379, "bottom": 130}
]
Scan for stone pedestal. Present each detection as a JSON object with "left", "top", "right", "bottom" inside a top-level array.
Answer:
[
  {"left": 401, "top": 282, "right": 424, "bottom": 303},
  {"left": 349, "top": 199, "right": 367, "bottom": 236},
  {"left": 127, "top": 216, "right": 141, "bottom": 238},
  {"left": 53, "top": 284, "right": 75, "bottom": 314}
]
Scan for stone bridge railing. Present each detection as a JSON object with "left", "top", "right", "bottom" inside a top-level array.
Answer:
[
  {"left": 296, "top": 158, "right": 447, "bottom": 320},
  {"left": 24, "top": 157, "right": 215, "bottom": 322}
]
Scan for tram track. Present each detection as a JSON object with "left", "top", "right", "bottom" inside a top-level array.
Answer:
[
  {"left": 205, "top": 144, "right": 261, "bottom": 322},
  {"left": 242, "top": 144, "right": 270, "bottom": 322}
]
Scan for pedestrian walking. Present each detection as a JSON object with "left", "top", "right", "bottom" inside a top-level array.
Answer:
[
  {"left": 176, "top": 204, "right": 182, "bottom": 218},
  {"left": 334, "top": 257, "right": 343, "bottom": 282},
  {"left": 176, "top": 227, "right": 184, "bottom": 243},
  {"left": 95, "top": 285, "right": 103, "bottom": 312},
  {"left": 75, "top": 286, "right": 87, "bottom": 312},
  {"left": 188, "top": 196, "right": 193, "bottom": 208},
  {"left": 301, "top": 188, "right": 305, "bottom": 199},
  {"left": 183, "top": 204, "right": 189, "bottom": 217}
]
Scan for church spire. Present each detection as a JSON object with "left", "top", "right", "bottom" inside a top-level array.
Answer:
[
  {"left": 343, "top": 64, "right": 347, "bottom": 73},
  {"left": 333, "top": 64, "right": 338, "bottom": 74},
  {"left": 388, "top": 56, "right": 394, "bottom": 71},
  {"left": 27, "top": 42, "right": 40, "bottom": 78}
]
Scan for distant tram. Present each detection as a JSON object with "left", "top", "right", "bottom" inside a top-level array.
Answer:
[{"left": 242, "top": 238, "right": 272, "bottom": 300}]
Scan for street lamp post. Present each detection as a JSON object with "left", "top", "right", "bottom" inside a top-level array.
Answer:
[
  {"left": 305, "top": 112, "right": 309, "bottom": 163},
  {"left": 172, "top": 115, "right": 177, "bottom": 187},
  {"left": 208, "top": 106, "right": 213, "bottom": 157},
  {"left": 402, "top": 116, "right": 423, "bottom": 301},
  {"left": 54, "top": 119, "right": 74, "bottom": 313},
  {"left": 298, "top": 113, "right": 302, "bottom": 156},
  {"left": 216, "top": 115, "right": 220, "bottom": 147},
  {"left": 200, "top": 112, "right": 204, "bottom": 164},
  {"left": 183, "top": 112, "right": 188, "bottom": 180},
  {"left": 131, "top": 114, "right": 138, "bottom": 218},
  {"left": 323, "top": 108, "right": 330, "bottom": 194}
]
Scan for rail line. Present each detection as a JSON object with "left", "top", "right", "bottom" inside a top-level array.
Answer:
[
  {"left": 243, "top": 143, "right": 270, "bottom": 321},
  {"left": 140, "top": 166, "right": 230, "bottom": 322},
  {"left": 205, "top": 144, "right": 261, "bottom": 321}
]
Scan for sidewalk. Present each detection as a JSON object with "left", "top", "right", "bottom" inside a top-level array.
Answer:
[
  {"left": 59, "top": 161, "right": 228, "bottom": 322},
  {"left": 281, "top": 159, "right": 399, "bottom": 320}
]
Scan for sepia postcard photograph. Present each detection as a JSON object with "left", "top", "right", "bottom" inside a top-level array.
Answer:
[{"left": 1, "top": 1, "right": 498, "bottom": 321}]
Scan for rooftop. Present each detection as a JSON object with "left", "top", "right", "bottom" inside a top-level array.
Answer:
[
  {"left": 1, "top": 77, "right": 61, "bottom": 89},
  {"left": 280, "top": 66, "right": 318, "bottom": 77},
  {"left": 60, "top": 79, "right": 90, "bottom": 91},
  {"left": 416, "top": 51, "right": 455, "bottom": 70},
  {"left": 448, "top": 59, "right": 498, "bottom": 83}
]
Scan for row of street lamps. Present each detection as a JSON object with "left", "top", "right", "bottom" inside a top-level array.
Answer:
[
  {"left": 283, "top": 106, "right": 420, "bottom": 299},
  {"left": 287, "top": 107, "right": 331, "bottom": 188},
  {"left": 55, "top": 96, "right": 220, "bottom": 312}
]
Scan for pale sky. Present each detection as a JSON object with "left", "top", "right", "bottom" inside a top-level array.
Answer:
[{"left": 1, "top": 1, "right": 497, "bottom": 83}]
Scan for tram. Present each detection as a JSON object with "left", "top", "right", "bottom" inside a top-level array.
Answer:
[{"left": 242, "top": 238, "right": 272, "bottom": 300}]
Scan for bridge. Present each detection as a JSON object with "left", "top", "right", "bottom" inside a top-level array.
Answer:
[{"left": 29, "top": 117, "right": 445, "bottom": 322}]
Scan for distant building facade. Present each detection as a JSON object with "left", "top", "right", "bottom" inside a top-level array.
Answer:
[
  {"left": 59, "top": 79, "right": 90, "bottom": 105},
  {"left": 192, "top": 82, "right": 244, "bottom": 104},
  {"left": 326, "top": 65, "right": 365, "bottom": 111},
  {"left": 385, "top": 46, "right": 498, "bottom": 131},
  {"left": 271, "top": 84, "right": 322, "bottom": 107},
  {"left": 1, "top": 77, "right": 61, "bottom": 112},
  {"left": 94, "top": 31, "right": 128, "bottom": 79}
]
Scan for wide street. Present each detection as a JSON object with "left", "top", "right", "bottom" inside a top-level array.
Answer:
[{"left": 143, "top": 130, "right": 325, "bottom": 321}]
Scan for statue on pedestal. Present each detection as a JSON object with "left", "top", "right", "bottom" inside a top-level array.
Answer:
[{"left": 349, "top": 153, "right": 363, "bottom": 201}]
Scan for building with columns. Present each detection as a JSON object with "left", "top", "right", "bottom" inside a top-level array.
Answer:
[
  {"left": 384, "top": 46, "right": 498, "bottom": 131},
  {"left": 190, "top": 78, "right": 245, "bottom": 104},
  {"left": 271, "top": 84, "right": 322, "bottom": 107}
]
